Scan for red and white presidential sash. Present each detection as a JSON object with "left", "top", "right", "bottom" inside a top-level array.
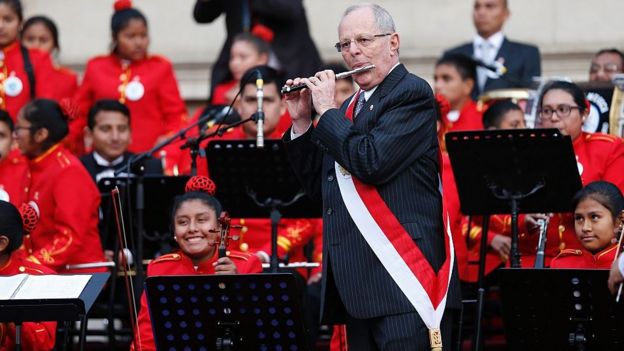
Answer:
[{"left": 335, "top": 92, "right": 454, "bottom": 349}]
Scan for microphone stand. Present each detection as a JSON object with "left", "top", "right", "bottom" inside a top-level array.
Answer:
[
  {"left": 113, "top": 111, "right": 254, "bottom": 301},
  {"left": 180, "top": 114, "right": 258, "bottom": 175}
]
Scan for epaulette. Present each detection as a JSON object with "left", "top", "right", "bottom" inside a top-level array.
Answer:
[
  {"left": 556, "top": 249, "right": 582, "bottom": 258},
  {"left": 55, "top": 151, "right": 71, "bottom": 169},
  {"left": 228, "top": 252, "right": 252, "bottom": 261},
  {"left": 152, "top": 253, "right": 182, "bottom": 264},
  {"left": 585, "top": 133, "right": 617, "bottom": 143}
]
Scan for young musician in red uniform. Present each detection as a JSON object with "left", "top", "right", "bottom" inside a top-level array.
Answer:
[
  {"left": 21, "top": 15, "right": 77, "bottom": 101},
  {"left": 458, "top": 100, "right": 527, "bottom": 281},
  {"left": 132, "top": 176, "right": 262, "bottom": 351},
  {"left": 526, "top": 80, "right": 624, "bottom": 266},
  {"left": 211, "top": 33, "right": 270, "bottom": 106},
  {"left": 12, "top": 99, "right": 105, "bottom": 273},
  {"left": 204, "top": 66, "right": 316, "bottom": 277},
  {"left": 0, "top": 110, "right": 27, "bottom": 205},
  {"left": 434, "top": 54, "right": 483, "bottom": 144},
  {"left": 0, "top": 0, "right": 56, "bottom": 121},
  {"left": 0, "top": 200, "right": 56, "bottom": 351},
  {"left": 551, "top": 181, "right": 624, "bottom": 268},
  {"left": 73, "top": 0, "right": 187, "bottom": 158}
]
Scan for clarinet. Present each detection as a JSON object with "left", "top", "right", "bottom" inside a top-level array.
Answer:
[{"left": 534, "top": 218, "right": 549, "bottom": 269}]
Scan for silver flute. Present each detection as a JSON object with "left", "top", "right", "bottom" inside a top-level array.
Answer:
[{"left": 280, "top": 64, "right": 376, "bottom": 94}]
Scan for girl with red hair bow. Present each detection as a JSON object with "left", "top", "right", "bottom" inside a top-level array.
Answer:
[{"left": 132, "top": 176, "right": 262, "bottom": 351}]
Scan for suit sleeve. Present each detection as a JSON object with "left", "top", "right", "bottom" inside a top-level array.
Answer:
[
  {"left": 313, "top": 78, "right": 438, "bottom": 185},
  {"left": 156, "top": 60, "right": 187, "bottom": 134},
  {"left": 252, "top": 0, "right": 304, "bottom": 20},
  {"left": 522, "top": 45, "right": 541, "bottom": 87},
  {"left": 193, "top": 0, "right": 225, "bottom": 23},
  {"left": 33, "top": 167, "right": 101, "bottom": 271}
]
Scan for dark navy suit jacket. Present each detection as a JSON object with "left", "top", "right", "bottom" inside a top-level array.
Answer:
[
  {"left": 445, "top": 37, "right": 541, "bottom": 99},
  {"left": 284, "top": 64, "right": 461, "bottom": 322}
]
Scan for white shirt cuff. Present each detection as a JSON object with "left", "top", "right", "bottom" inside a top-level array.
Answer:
[
  {"left": 290, "top": 122, "right": 312, "bottom": 140},
  {"left": 618, "top": 254, "right": 624, "bottom": 277}
]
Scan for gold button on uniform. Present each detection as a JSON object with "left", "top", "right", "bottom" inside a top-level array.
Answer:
[{"left": 240, "top": 243, "right": 249, "bottom": 252}]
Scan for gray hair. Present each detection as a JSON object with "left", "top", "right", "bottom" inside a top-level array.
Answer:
[{"left": 342, "top": 3, "right": 396, "bottom": 33}]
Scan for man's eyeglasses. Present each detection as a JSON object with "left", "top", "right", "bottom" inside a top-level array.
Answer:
[
  {"left": 537, "top": 104, "right": 581, "bottom": 119},
  {"left": 589, "top": 62, "right": 621, "bottom": 74},
  {"left": 334, "top": 33, "right": 392, "bottom": 53}
]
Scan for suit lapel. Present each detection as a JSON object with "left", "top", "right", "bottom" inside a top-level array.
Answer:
[
  {"left": 484, "top": 37, "right": 509, "bottom": 90},
  {"left": 353, "top": 64, "right": 408, "bottom": 126}
]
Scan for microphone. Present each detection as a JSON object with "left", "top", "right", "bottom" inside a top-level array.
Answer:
[
  {"left": 473, "top": 57, "right": 507, "bottom": 77},
  {"left": 255, "top": 70, "right": 265, "bottom": 148}
]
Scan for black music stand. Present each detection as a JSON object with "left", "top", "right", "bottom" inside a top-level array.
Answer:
[
  {"left": 499, "top": 268, "right": 624, "bottom": 351},
  {"left": 206, "top": 140, "right": 322, "bottom": 272},
  {"left": 0, "top": 273, "right": 109, "bottom": 351},
  {"left": 145, "top": 273, "right": 309, "bottom": 351},
  {"left": 445, "top": 128, "right": 583, "bottom": 351},
  {"left": 98, "top": 176, "right": 189, "bottom": 301}
]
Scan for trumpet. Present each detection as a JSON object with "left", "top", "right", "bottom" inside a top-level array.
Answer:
[{"left": 280, "top": 64, "right": 376, "bottom": 94}]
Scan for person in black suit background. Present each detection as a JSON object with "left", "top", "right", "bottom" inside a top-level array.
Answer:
[
  {"left": 445, "top": 0, "right": 541, "bottom": 99},
  {"left": 192, "top": 0, "right": 322, "bottom": 98},
  {"left": 283, "top": 4, "right": 460, "bottom": 350},
  {"left": 80, "top": 99, "right": 163, "bottom": 184},
  {"left": 80, "top": 99, "right": 163, "bottom": 261}
]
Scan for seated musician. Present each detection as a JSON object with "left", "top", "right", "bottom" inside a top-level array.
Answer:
[
  {"left": 0, "top": 200, "right": 56, "bottom": 350},
  {"left": 526, "top": 80, "right": 624, "bottom": 266},
  {"left": 80, "top": 99, "right": 163, "bottom": 185},
  {"left": 551, "top": 181, "right": 624, "bottom": 269},
  {"left": 132, "top": 176, "right": 262, "bottom": 351},
  {"left": 179, "top": 66, "right": 318, "bottom": 277},
  {"left": 0, "top": 109, "right": 28, "bottom": 206},
  {"left": 452, "top": 100, "right": 527, "bottom": 282},
  {"left": 433, "top": 53, "right": 482, "bottom": 137},
  {"left": 12, "top": 99, "right": 106, "bottom": 273}
]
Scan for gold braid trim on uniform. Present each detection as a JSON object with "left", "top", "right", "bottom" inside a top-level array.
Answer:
[
  {"left": 284, "top": 221, "right": 311, "bottom": 246},
  {"left": 277, "top": 236, "right": 292, "bottom": 251},
  {"left": 228, "top": 252, "right": 252, "bottom": 261},
  {"left": 468, "top": 226, "right": 481, "bottom": 241},
  {"left": 39, "top": 227, "right": 74, "bottom": 264},
  {"left": 597, "top": 244, "right": 618, "bottom": 260},
  {"left": 586, "top": 133, "right": 616, "bottom": 142},
  {"left": 152, "top": 253, "right": 181, "bottom": 263}
]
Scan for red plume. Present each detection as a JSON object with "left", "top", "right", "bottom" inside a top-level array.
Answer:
[
  {"left": 185, "top": 176, "right": 216, "bottom": 196},
  {"left": 584, "top": 99, "right": 591, "bottom": 113},
  {"left": 114, "top": 0, "right": 133, "bottom": 11},
  {"left": 251, "top": 24, "right": 274, "bottom": 43},
  {"left": 19, "top": 201, "right": 40, "bottom": 235}
]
